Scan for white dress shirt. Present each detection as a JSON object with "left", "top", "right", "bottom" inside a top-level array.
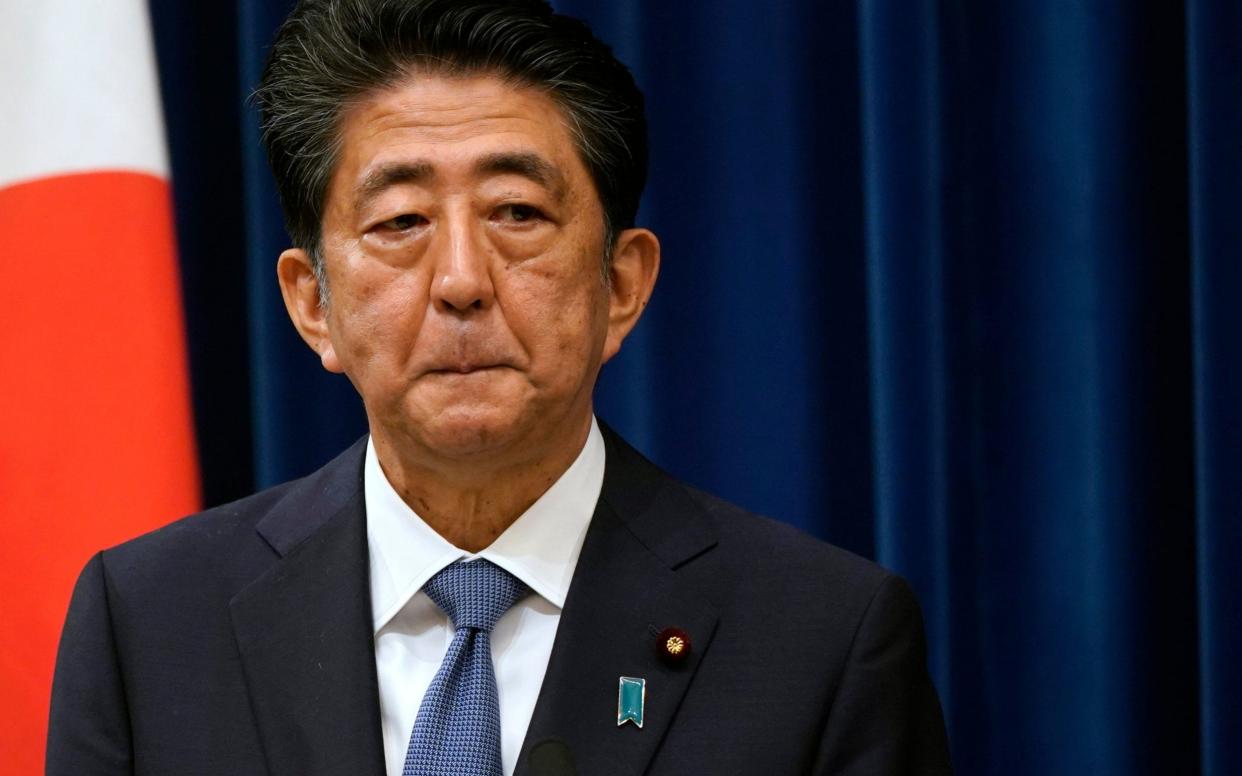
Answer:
[{"left": 366, "top": 418, "right": 605, "bottom": 776}]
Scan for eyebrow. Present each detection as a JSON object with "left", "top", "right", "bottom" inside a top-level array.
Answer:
[
  {"left": 354, "top": 161, "right": 434, "bottom": 211},
  {"left": 352, "top": 152, "right": 568, "bottom": 212},
  {"left": 474, "top": 152, "right": 567, "bottom": 200}
]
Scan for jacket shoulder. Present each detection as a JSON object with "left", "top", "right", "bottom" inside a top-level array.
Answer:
[
  {"left": 99, "top": 436, "right": 368, "bottom": 582},
  {"left": 683, "top": 483, "right": 891, "bottom": 596},
  {"left": 100, "top": 478, "right": 297, "bottom": 574}
]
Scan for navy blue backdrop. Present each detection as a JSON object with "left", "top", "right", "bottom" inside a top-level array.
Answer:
[{"left": 147, "top": 1, "right": 1240, "bottom": 773}]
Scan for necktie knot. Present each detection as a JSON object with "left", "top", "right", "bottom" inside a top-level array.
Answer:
[{"left": 422, "top": 559, "right": 528, "bottom": 633}]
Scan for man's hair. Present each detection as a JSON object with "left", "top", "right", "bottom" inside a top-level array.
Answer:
[{"left": 254, "top": 0, "right": 647, "bottom": 278}]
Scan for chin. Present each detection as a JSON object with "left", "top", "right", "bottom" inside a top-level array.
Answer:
[{"left": 410, "top": 406, "right": 529, "bottom": 460}]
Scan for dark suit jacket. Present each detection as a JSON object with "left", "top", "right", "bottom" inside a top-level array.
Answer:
[{"left": 47, "top": 427, "right": 952, "bottom": 775}]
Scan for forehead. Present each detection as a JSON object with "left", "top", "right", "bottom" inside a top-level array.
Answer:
[{"left": 327, "top": 72, "right": 592, "bottom": 205}]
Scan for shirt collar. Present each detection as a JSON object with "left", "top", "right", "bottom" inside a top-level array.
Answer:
[{"left": 365, "top": 417, "right": 605, "bottom": 633}]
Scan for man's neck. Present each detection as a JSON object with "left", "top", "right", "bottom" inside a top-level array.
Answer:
[{"left": 370, "top": 416, "right": 593, "bottom": 553}]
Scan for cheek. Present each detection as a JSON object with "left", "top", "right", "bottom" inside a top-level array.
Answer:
[
  {"left": 503, "top": 263, "right": 608, "bottom": 363},
  {"left": 513, "top": 256, "right": 592, "bottom": 308},
  {"left": 331, "top": 269, "right": 429, "bottom": 365}
]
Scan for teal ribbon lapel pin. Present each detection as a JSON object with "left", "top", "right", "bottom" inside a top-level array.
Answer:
[{"left": 616, "top": 676, "right": 646, "bottom": 728}]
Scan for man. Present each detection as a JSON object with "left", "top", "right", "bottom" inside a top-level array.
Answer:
[{"left": 47, "top": 1, "right": 952, "bottom": 774}]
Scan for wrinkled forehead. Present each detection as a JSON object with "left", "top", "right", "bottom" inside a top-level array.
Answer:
[
  {"left": 338, "top": 67, "right": 587, "bottom": 170},
  {"left": 323, "top": 69, "right": 604, "bottom": 215}
]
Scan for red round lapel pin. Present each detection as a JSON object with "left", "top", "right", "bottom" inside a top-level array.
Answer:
[{"left": 656, "top": 627, "right": 691, "bottom": 666}]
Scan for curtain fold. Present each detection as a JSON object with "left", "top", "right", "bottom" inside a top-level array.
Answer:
[
  {"left": 858, "top": 0, "right": 956, "bottom": 717},
  {"left": 237, "top": 0, "right": 368, "bottom": 487},
  {"left": 1187, "top": 2, "right": 1242, "bottom": 774}
]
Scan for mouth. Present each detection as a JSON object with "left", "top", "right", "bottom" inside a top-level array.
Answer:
[{"left": 426, "top": 364, "right": 508, "bottom": 376}]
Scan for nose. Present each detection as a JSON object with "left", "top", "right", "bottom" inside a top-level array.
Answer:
[{"left": 431, "top": 215, "right": 495, "bottom": 312}]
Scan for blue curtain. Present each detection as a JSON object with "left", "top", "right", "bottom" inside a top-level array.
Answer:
[
  {"left": 150, "top": 1, "right": 1241, "bottom": 773},
  {"left": 1187, "top": 3, "right": 1242, "bottom": 775}
]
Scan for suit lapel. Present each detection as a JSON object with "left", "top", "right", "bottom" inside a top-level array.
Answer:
[
  {"left": 518, "top": 428, "right": 720, "bottom": 776},
  {"left": 229, "top": 440, "right": 387, "bottom": 776}
]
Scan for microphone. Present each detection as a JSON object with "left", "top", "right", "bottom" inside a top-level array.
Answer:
[{"left": 524, "top": 738, "right": 577, "bottom": 776}]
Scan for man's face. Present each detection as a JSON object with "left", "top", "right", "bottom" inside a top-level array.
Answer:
[{"left": 299, "top": 73, "right": 626, "bottom": 464}]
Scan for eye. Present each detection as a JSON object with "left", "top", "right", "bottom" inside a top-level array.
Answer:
[
  {"left": 496, "top": 204, "right": 544, "bottom": 223},
  {"left": 377, "top": 213, "right": 426, "bottom": 231}
]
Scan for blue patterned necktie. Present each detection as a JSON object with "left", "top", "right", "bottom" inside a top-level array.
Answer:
[{"left": 403, "top": 559, "right": 529, "bottom": 776}]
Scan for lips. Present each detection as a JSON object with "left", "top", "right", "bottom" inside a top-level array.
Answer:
[
  {"left": 417, "top": 341, "right": 516, "bottom": 375},
  {"left": 425, "top": 362, "right": 508, "bottom": 375}
]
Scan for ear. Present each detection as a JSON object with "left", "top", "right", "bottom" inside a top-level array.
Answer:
[
  {"left": 602, "top": 227, "right": 660, "bottom": 363},
  {"left": 276, "top": 248, "right": 344, "bottom": 373}
]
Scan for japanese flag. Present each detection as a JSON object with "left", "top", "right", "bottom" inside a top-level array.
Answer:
[{"left": 0, "top": 1, "right": 200, "bottom": 770}]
